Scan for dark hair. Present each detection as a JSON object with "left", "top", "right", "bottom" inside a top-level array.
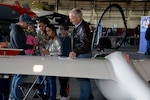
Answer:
[
  {"left": 46, "top": 24, "right": 57, "bottom": 40},
  {"left": 38, "top": 18, "right": 50, "bottom": 25},
  {"left": 60, "top": 23, "right": 69, "bottom": 30}
]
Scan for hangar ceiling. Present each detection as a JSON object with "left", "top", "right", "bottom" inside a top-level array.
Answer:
[
  {"left": 36, "top": 0, "right": 150, "bottom": 27},
  {"left": 1, "top": 0, "right": 149, "bottom": 27},
  {"left": 40, "top": 0, "right": 150, "bottom": 16}
]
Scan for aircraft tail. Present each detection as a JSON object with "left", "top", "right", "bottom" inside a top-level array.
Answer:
[{"left": 14, "top": 0, "right": 21, "bottom": 7}]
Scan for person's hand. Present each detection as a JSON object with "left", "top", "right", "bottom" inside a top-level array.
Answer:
[
  {"left": 39, "top": 41, "right": 43, "bottom": 46},
  {"left": 42, "top": 49, "right": 49, "bottom": 54},
  {"left": 69, "top": 52, "right": 76, "bottom": 59},
  {"left": 0, "top": 41, "right": 8, "bottom": 48}
]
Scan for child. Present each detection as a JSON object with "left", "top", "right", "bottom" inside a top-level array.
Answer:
[
  {"left": 57, "top": 23, "right": 71, "bottom": 100},
  {"left": 25, "top": 24, "right": 38, "bottom": 55},
  {"left": 41, "top": 24, "right": 62, "bottom": 100}
]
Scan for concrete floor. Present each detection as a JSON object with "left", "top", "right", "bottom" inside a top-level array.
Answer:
[{"left": 57, "top": 78, "right": 106, "bottom": 100}]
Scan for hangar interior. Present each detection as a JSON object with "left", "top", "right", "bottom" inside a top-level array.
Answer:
[
  {"left": 40, "top": 0, "right": 150, "bottom": 28},
  {"left": 0, "top": 0, "right": 149, "bottom": 49},
  {"left": 0, "top": 0, "right": 150, "bottom": 100},
  {"left": 1, "top": 0, "right": 150, "bottom": 28}
]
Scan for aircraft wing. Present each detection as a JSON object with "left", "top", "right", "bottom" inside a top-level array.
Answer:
[
  {"left": 1, "top": 51, "right": 150, "bottom": 100},
  {"left": 131, "top": 59, "right": 150, "bottom": 82},
  {"left": 0, "top": 55, "right": 112, "bottom": 79}
]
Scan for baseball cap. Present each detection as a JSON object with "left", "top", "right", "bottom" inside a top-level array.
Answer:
[{"left": 19, "top": 14, "right": 33, "bottom": 24}]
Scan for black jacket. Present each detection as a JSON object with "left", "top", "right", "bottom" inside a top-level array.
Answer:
[
  {"left": 145, "top": 28, "right": 150, "bottom": 40},
  {"left": 73, "top": 20, "right": 92, "bottom": 55}
]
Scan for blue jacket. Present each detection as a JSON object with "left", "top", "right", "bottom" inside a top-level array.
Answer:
[{"left": 60, "top": 36, "right": 71, "bottom": 56}]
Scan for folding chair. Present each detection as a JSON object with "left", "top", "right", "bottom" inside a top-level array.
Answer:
[{"left": 18, "top": 76, "right": 45, "bottom": 100}]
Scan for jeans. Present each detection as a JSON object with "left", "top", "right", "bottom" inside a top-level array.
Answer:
[
  {"left": 58, "top": 77, "right": 69, "bottom": 97},
  {"left": 37, "top": 76, "right": 50, "bottom": 96},
  {"left": 146, "top": 40, "right": 150, "bottom": 54},
  {"left": 9, "top": 74, "right": 27, "bottom": 100},
  {"left": 76, "top": 52, "right": 92, "bottom": 100},
  {"left": 46, "top": 76, "right": 56, "bottom": 100},
  {"left": 0, "top": 77, "right": 11, "bottom": 100}
]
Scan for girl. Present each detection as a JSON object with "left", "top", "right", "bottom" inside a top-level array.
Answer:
[
  {"left": 42, "top": 24, "right": 62, "bottom": 56},
  {"left": 24, "top": 24, "right": 38, "bottom": 55},
  {"left": 42, "top": 24, "right": 62, "bottom": 100}
]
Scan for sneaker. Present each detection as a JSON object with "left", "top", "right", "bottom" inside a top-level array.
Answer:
[
  {"left": 56, "top": 94, "right": 61, "bottom": 100},
  {"left": 60, "top": 96, "right": 70, "bottom": 100}
]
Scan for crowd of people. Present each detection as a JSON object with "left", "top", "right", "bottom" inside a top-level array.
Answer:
[{"left": 0, "top": 8, "right": 95, "bottom": 100}]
